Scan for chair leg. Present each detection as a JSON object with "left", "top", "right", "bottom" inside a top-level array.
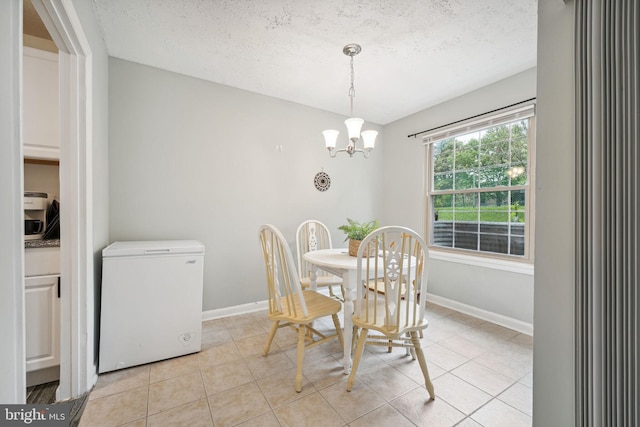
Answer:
[
  {"left": 328, "top": 285, "right": 336, "bottom": 298},
  {"left": 407, "top": 332, "right": 415, "bottom": 359},
  {"left": 263, "top": 320, "right": 279, "bottom": 356},
  {"left": 409, "top": 331, "right": 435, "bottom": 400},
  {"left": 351, "top": 325, "right": 359, "bottom": 353},
  {"left": 295, "top": 324, "right": 306, "bottom": 393},
  {"left": 409, "top": 347, "right": 417, "bottom": 359},
  {"left": 331, "top": 313, "right": 344, "bottom": 350},
  {"left": 347, "top": 327, "right": 368, "bottom": 391}
]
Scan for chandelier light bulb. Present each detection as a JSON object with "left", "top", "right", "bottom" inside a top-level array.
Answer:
[
  {"left": 361, "top": 130, "right": 378, "bottom": 150},
  {"left": 345, "top": 118, "right": 364, "bottom": 142},
  {"left": 323, "top": 130, "right": 339, "bottom": 149}
]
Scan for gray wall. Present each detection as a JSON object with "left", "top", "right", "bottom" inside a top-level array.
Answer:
[
  {"left": 382, "top": 68, "right": 536, "bottom": 324},
  {"left": 533, "top": 0, "right": 575, "bottom": 425},
  {"left": 108, "top": 58, "right": 383, "bottom": 311}
]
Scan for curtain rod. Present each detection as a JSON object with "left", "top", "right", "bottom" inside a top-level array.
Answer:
[{"left": 407, "top": 97, "right": 537, "bottom": 139}]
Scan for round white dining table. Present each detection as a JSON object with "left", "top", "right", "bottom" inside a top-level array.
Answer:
[{"left": 302, "top": 247, "right": 416, "bottom": 374}]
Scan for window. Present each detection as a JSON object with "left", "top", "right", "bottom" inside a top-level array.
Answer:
[{"left": 424, "top": 104, "right": 535, "bottom": 260}]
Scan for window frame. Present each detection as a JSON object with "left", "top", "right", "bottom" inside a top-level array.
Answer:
[{"left": 423, "top": 104, "right": 536, "bottom": 263}]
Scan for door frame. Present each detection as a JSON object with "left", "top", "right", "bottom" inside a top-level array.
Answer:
[
  {"left": 0, "top": 0, "right": 26, "bottom": 404},
  {"left": 31, "top": 0, "right": 95, "bottom": 400}
]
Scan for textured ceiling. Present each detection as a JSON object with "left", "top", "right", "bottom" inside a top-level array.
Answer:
[{"left": 93, "top": 0, "right": 537, "bottom": 125}]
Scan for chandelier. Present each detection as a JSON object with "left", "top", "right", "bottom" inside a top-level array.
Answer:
[{"left": 323, "top": 44, "right": 377, "bottom": 158}]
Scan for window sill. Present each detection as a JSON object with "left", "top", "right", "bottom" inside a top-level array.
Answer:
[{"left": 428, "top": 249, "right": 534, "bottom": 276}]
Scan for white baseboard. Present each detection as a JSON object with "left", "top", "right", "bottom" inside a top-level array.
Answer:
[
  {"left": 202, "top": 300, "right": 269, "bottom": 321},
  {"left": 201, "top": 288, "right": 334, "bottom": 321},
  {"left": 425, "top": 292, "right": 533, "bottom": 336},
  {"left": 200, "top": 291, "right": 534, "bottom": 337},
  {"left": 26, "top": 366, "right": 59, "bottom": 388}
]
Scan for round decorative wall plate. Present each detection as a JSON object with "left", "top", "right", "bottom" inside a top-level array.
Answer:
[{"left": 314, "top": 171, "right": 331, "bottom": 192}]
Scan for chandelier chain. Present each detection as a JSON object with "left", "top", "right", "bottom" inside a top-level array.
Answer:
[{"left": 349, "top": 55, "right": 355, "bottom": 117}]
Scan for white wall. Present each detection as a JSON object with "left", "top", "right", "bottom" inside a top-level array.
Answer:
[
  {"left": 108, "top": 58, "right": 383, "bottom": 311},
  {"left": 382, "top": 68, "right": 536, "bottom": 326},
  {"left": 533, "top": 0, "right": 575, "bottom": 425}
]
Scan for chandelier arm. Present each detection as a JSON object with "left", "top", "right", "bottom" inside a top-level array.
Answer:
[{"left": 326, "top": 146, "right": 370, "bottom": 158}]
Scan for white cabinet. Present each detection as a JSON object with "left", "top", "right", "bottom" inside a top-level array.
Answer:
[
  {"left": 23, "top": 46, "right": 59, "bottom": 160},
  {"left": 25, "top": 246, "right": 61, "bottom": 374},
  {"left": 25, "top": 275, "right": 60, "bottom": 372}
]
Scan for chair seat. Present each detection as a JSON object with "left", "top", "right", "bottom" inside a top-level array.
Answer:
[
  {"left": 300, "top": 275, "right": 343, "bottom": 289},
  {"left": 352, "top": 298, "right": 428, "bottom": 339},
  {"left": 366, "top": 278, "right": 407, "bottom": 296},
  {"left": 270, "top": 290, "right": 342, "bottom": 324}
]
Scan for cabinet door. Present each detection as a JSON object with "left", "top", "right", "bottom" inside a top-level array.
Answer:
[
  {"left": 23, "top": 47, "right": 60, "bottom": 160},
  {"left": 25, "top": 275, "right": 60, "bottom": 372}
]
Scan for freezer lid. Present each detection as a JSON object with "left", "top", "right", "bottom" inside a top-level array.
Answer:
[{"left": 102, "top": 240, "right": 205, "bottom": 257}]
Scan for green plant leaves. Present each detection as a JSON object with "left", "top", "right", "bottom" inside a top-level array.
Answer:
[{"left": 337, "top": 218, "right": 380, "bottom": 241}]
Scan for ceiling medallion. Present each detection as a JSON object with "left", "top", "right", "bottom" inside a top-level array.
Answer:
[{"left": 314, "top": 171, "right": 331, "bottom": 192}]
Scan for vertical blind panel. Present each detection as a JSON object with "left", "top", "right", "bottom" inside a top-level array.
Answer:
[
  {"left": 575, "top": 0, "right": 593, "bottom": 424},
  {"left": 576, "top": 0, "right": 639, "bottom": 425}
]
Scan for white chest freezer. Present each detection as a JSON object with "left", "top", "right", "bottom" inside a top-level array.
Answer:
[{"left": 99, "top": 240, "right": 204, "bottom": 373}]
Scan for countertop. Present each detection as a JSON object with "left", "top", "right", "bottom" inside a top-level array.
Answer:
[{"left": 25, "top": 239, "right": 60, "bottom": 249}]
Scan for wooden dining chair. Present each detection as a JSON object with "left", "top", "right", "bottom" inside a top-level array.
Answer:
[
  {"left": 296, "top": 220, "right": 344, "bottom": 300},
  {"left": 258, "top": 224, "right": 344, "bottom": 392},
  {"left": 346, "top": 226, "right": 435, "bottom": 400}
]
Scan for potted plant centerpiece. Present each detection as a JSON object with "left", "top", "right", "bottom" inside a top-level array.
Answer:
[{"left": 338, "top": 218, "right": 380, "bottom": 256}]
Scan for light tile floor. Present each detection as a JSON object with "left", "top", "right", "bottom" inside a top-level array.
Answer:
[{"left": 79, "top": 302, "right": 533, "bottom": 427}]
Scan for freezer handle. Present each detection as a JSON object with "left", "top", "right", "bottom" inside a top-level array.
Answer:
[{"left": 144, "top": 249, "right": 172, "bottom": 254}]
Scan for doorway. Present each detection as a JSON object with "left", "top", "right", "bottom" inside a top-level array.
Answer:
[
  {"left": 27, "top": 0, "right": 95, "bottom": 401},
  {"left": 23, "top": 0, "right": 61, "bottom": 397}
]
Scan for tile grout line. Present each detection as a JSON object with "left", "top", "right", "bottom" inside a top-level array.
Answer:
[
  {"left": 199, "top": 368, "right": 216, "bottom": 426},
  {"left": 81, "top": 303, "right": 531, "bottom": 427}
]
